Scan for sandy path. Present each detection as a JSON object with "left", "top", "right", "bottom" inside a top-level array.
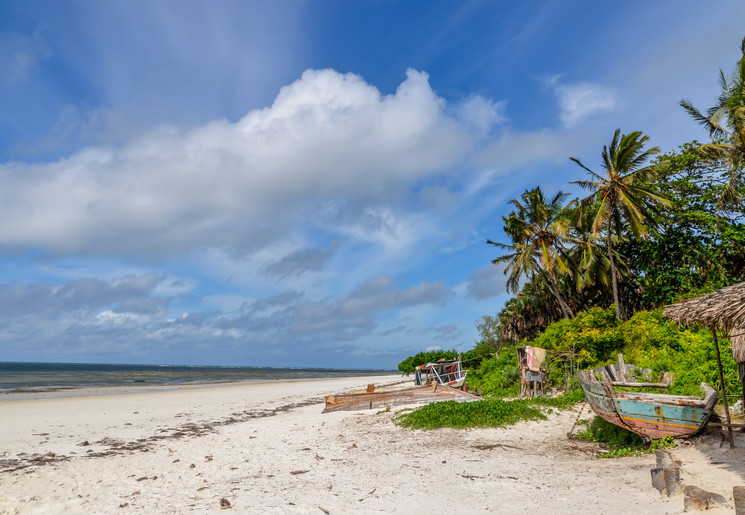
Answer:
[{"left": 1, "top": 378, "right": 742, "bottom": 513}]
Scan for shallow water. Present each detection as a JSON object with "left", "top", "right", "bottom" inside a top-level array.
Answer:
[{"left": 0, "top": 361, "right": 395, "bottom": 393}]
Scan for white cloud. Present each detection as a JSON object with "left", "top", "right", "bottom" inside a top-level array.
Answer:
[
  {"left": 0, "top": 68, "right": 490, "bottom": 260},
  {"left": 453, "top": 95, "right": 507, "bottom": 133},
  {"left": 555, "top": 82, "right": 618, "bottom": 128}
]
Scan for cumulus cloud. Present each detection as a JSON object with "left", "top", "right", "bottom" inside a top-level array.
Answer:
[
  {"left": 554, "top": 82, "right": 618, "bottom": 128},
  {"left": 0, "top": 68, "right": 500, "bottom": 260}
]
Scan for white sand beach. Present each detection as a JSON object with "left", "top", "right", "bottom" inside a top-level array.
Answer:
[{"left": 1, "top": 376, "right": 743, "bottom": 514}]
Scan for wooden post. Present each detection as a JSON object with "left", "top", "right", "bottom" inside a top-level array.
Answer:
[
  {"left": 712, "top": 326, "right": 735, "bottom": 448},
  {"left": 740, "top": 361, "right": 745, "bottom": 419},
  {"left": 618, "top": 353, "right": 627, "bottom": 380},
  {"left": 734, "top": 486, "right": 745, "bottom": 514}
]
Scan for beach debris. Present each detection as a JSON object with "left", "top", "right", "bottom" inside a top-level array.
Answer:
[
  {"left": 461, "top": 473, "right": 484, "bottom": 481},
  {"left": 190, "top": 463, "right": 196, "bottom": 468},
  {"left": 290, "top": 470, "right": 309, "bottom": 475},
  {"left": 471, "top": 443, "right": 519, "bottom": 451},
  {"left": 204, "top": 455, "right": 213, "bottom": 462},
  {"left": 732, "top": 400, "right": 744, "bottom": 415},
  {"left": 318, "top": 507, "right": 330, "bottom": 514},
  {"left": 219, "top": 498, "right": 231, "bottom": 509},
  {"left": 683, "top": 485, "right": 729, "bottom": 511}
]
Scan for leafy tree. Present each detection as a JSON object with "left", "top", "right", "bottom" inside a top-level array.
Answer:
[
  {"left": 570, "top": 129, "right": 672, "bottom": 320},
  {"left": 622, "top": 142, "right": 745, "bottom": 305},
  {"left": 488, "top": 187, "right": 574, "bottom": 318},
  {"left": 680, "top": 36, "right": 745, "bottom": 212}
]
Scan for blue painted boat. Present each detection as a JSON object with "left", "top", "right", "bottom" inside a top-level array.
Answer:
[{"left": 578, "top": 356, "right": 717, "bottom": 440}]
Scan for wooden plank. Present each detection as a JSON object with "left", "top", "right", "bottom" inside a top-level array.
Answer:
[{"left": 611, "top": 381, "right": 670, "bottom": 388}]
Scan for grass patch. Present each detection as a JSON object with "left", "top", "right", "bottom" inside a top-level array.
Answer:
[
  {"left": 573, "top": 415, "right": 676, "bottom": 458},
  {"left": 394, "top": 390, "right": 582, "bottom": 431}
]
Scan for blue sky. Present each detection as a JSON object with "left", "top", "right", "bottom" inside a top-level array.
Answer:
[{"left": 0, "top": 1, "right": 743, "bottom": 369}]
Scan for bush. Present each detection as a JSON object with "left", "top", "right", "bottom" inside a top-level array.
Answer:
[{"left": 466, "top": 346, "right": 520, "bottom": 397}]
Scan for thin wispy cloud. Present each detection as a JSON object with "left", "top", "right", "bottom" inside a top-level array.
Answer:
[{"left": 554, "top": 82, "right": 619, "bottom": 128}]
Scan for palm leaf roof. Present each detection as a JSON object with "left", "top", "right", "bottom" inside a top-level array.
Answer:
[{"left": 664, "top": 281, "right": 745, "bottom": 332}]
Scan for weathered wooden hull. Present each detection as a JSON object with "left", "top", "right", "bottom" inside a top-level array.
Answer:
[
  {"left": 578, "top": 365, "right": 717, "bottom": 440},
  {"left": 322, "top": 384, "right": 478, "bottom": 413}
]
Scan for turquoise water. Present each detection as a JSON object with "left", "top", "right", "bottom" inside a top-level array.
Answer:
[{"left": 0, "top": 361, "right": 395, "bottom": 392}]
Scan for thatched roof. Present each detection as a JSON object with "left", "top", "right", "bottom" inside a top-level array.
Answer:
[{"left": 663, "top": 281, "right": 745, "bottom": 331}]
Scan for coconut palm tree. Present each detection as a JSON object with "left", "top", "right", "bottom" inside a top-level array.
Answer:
[
  {"left": 680, "top": 36, "right": 745, "bottom": 212},
  {"left": 570, "top": 129, "right": 672, "bottom": 320},
  {"left": 488, "top": 187, "right": 575, "bottom": 318}
]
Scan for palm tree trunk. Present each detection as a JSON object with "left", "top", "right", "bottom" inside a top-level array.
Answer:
[
  {"left": 536, "top": 267, "right": 574, "bottom": 319},
  {"left": 607, "top": 224, "right": 624, "bottom": 320}
]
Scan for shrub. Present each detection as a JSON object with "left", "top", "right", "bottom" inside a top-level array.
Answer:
[{"left": 466, "top": 346, "right": 520, "bottom": 397}]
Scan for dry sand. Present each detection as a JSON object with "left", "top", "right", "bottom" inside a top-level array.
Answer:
[{"left": 1, "top": 376, "right": 744, "bottom": 514}]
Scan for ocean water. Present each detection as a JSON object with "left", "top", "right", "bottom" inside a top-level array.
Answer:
[{"left": 0, "top": 361, "right": 396, "bottom": 393}]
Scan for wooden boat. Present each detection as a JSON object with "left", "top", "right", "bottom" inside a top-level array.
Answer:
[
  {"left": 322, "top": 382, "right": 478, "bottom": 413},
  {"left": 578, "top": 355, "right": 718, "bottom": 440},
  {"left": 414, "top": 358, "right": 468, "bottom": 390}
]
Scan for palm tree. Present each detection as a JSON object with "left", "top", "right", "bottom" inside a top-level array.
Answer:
[
  {"left": 680, "top": 36, "right": 745, "bottom": 212},
  {"left": 570, "top": 129, "right": 672, "bottom": 320},
  {"left": 488, "top": 187, "right": 575, "bottom": 318}
]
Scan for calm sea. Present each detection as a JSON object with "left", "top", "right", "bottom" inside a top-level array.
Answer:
[{"left": 0, "top": 362, "right": 396, "bottom": 393}]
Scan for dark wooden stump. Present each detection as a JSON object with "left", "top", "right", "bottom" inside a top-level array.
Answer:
[
  {"left": 650, "top": 468, "right": 665, "bottom": 494},
  {"left": 734, "top": 486, "right": 745, "bottom": 514},
  {"left": 663, "top": 467, "right": 683, "bottom": 497}
]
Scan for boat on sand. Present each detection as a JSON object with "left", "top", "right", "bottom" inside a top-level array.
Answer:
[
  {"left": 323, "top": 358, "right": 477, "bottom": 413},
  {"left": 578, "top": 355, "right": 717, "bottom": 440}
]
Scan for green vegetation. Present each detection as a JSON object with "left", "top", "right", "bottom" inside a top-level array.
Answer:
[
  {"left": 574, "top": 416, "right": 676, "bottom": 458},
  {"left": 394, "top": 395, "right": 580, "bottom": 430},
  {"left": 395, "top": 35, "right": 745, "bottom": 455}
]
